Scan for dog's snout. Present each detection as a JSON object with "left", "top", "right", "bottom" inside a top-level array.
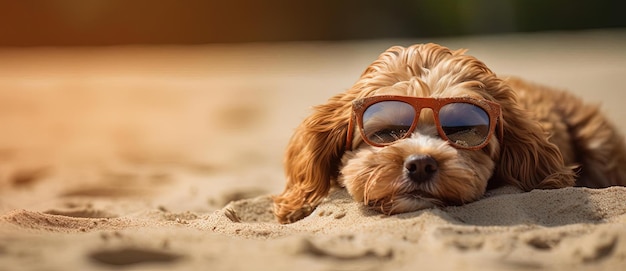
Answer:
[{"left": 404, "top": 154, "right": 438, "bottom": 183}]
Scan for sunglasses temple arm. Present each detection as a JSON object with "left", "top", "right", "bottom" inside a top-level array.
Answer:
[
  {"left": 345, "top": 114, "right": 355, "bottom": 151},
  {"left": 497, "top": 112, "right": 504, "bottom": 144}
]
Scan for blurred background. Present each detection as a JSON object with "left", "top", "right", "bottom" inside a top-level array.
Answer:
[{"left": 1, "top": 0, "right": 624, "bottom": 46}]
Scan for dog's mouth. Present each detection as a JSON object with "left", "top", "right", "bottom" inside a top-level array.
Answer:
[
  {"left": 407, "top": 189, "right": 440, "bottom": 201},
  {"left": 406, "top": 190, "right": 446, "bottom": 208},
  {"left": 366, "top": 189, "right": 443, "bottom": 215}
]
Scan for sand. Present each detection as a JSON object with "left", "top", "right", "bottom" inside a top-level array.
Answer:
[{"left": 1, "top": 30, "right": 626, "bottom": 270}]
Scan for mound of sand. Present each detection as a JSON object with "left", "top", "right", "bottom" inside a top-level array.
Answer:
[{"left": 1, "top": 30, "right": 626, "bottom": 270}]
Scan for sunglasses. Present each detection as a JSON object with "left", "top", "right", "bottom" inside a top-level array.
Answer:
[{"left": 346, "top": 95, "right": 503, "bottom": 150}]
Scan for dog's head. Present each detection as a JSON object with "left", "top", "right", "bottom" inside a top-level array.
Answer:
[{"left": 273, "top": 43, "right": 574, "bottom": 224}]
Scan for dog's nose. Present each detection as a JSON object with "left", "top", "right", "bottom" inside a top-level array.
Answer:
[{"left": 404, "top": 154, "right": 438, "bottom": 183}]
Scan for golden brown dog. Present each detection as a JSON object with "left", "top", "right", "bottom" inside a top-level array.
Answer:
[{"left": 273, "top": 43, "right": 626, "bottom": 224}]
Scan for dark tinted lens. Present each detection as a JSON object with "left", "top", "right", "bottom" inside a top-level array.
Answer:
[
  {"left": 362, "top": 101, "right": 415, "bottom": 145},
  {"left": 439, "top": 103, "right": 490, "bottom": 147}
]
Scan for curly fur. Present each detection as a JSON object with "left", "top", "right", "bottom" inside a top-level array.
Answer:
[{"left": 272, "top": 43, "right": 626, "bottom": 224}]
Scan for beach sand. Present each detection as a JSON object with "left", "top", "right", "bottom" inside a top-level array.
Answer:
[{"left": 1, "top": 30, "right": 626, "bottom": 270}]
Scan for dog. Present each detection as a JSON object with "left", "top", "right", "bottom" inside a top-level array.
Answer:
[{"left": 273, "top": 43, "right": 626, "bottom": 224}]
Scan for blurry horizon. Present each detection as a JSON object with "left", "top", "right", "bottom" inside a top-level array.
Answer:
[{"left": 1, "top": 0, "right": 624, "bottom": 46}]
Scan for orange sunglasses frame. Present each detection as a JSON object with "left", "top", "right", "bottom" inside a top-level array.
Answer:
[{"left": 345, "top": 95, "right": 503, "bottom": 151}]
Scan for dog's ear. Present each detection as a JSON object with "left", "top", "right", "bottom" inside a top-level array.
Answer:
[
  {"left": 273, "top": 93, "right": 353, "bottom": 224},
  {"left": 491, "top": 82, "right": 576, "bottom": 190}
]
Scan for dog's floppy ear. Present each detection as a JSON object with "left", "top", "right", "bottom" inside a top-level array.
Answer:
[
  {"left": 491, "top": 81, "right": 576, "bottom": 190},
  {"left": 273, "top": 93, "right": 353, "bottom": 224}
]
